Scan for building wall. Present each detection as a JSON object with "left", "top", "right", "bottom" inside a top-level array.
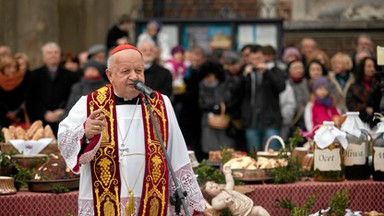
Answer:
[
  {"left": 0, "top": 0, "right": 141, "bottom": 68},
  {"left": 0, "top": 0, "right": 383, "bottom": 68}
]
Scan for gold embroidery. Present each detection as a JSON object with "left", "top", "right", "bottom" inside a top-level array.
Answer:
[
  {"left": 96, "top": 86, "right": 108, "bottom": 104},
  {"left": 142, "top": 183, "right": 150, "bottom": 215},
  {"left": 139, "top": 93, "right": 169, "bottom": 215},
  {"left": 161, "top": 186, "right": 166, "bottom": 216},
  {"left": 89, "top": 85, "right": 121, "bottom": 216},
  {"left": 151, "top": 155, "right": 162, "bottom": 183},
  {"left": 115, "top": 186, "right": 121, "bottom": 216},
  {"left": 109, "top": 103, "right": 115, "bottom": 146},
  {"left": 149, "top": 195, "right": 160, "bottom": 216},
  {"left": 104, "top": 196, "right": 116, "bottom": 216},
  {"left": 101, "top": 126, "right": 109, "bottom": 143},
  {"left": 98, "top": 157, "right": 113, "bottom": 187},
  {"left": 95, "top": 188, "right": 101, "bottom": 215}
]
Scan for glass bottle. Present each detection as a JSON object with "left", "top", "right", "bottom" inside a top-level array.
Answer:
[
  {"left": 373, "top": 122, "right": 384, "bottom": 181},
  {"left": 341, "top": 112, "right": 370, "bottom": 180},
  {"left": 314, "top": 121, "right": 347, "bottom": 182}
]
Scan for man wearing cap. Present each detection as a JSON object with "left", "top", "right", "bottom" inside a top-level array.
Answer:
[
  {"left": 86, "top": 44, "right": 108, "bottom": 80},
  {"left": 58, "top": 44, "right": 206, "bottom": 215}
]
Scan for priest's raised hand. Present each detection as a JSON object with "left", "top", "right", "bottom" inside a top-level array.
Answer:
[{"left": 84, "top": 109, "right": 106, "bottom": 140}]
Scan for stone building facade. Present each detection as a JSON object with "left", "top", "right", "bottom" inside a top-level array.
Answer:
[{"left": 0, "top": 0, "right": 383, "bottom": 68}]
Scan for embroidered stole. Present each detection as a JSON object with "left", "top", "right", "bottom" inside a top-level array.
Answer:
[{"left": 87, "top": 84, "right": 169, "bottom": 216}]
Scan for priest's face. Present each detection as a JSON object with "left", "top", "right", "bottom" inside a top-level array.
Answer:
[{"left": 106, "top": 49, "right": 145, "bottom": 99}]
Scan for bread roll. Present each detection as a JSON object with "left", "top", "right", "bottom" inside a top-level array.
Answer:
[
  {"left": 32, "top": 128, "right": 44, "bottom": 140},
  {"left": 2, "top": 128, "right": 14, "bottom": 142},
  {"left": 8, "top": 126, "right": 16, "bottom": 139},
  {"left": 15, "top": 126, "right": 28, "bottom": 140},
  {"left": 27, "top": 120, "right": 43, "bottom": 139},
  {"left": 44, "top": 125, "right": 55, "bottom": 139}
]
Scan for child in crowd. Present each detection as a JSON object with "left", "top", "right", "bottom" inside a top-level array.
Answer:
[
  {"left": 163, "top": 45, "right": 187, "bottom": 95},
  {"left": 307, "top": 76, "right": 341, "bottom": 130}
]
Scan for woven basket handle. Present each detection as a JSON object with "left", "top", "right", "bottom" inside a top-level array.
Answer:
[
  {"left": 219, "top": 102, "right": 226, "bottom": 116},
  {"left": 264, "top": 135, "right": 285, "bottom": 152}
]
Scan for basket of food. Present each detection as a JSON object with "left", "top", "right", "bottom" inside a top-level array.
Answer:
[
  {"left": 257, "top": 135, "right": 288, "bottom": 158},
  {"left": 207, "top": 149, "right": 246, "bottom": 166},
  {"left": 1, "top": 121, "right": 59, "bottom": 155},
  {"left": 224, "top": 156, "right": 287, "bottom": 182}
]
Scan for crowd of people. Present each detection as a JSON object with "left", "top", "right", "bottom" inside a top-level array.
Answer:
[{"left": 0, "top": 15, "right": 382, "bottom": 162}]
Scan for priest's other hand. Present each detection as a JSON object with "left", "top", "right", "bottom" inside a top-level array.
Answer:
[{"left": 85, "top": 109, "right": 106, "bottom": 140}]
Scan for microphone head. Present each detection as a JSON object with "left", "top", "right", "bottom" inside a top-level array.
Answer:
[
  {"left": 134, "top": 80, "right": 142, "bottom": 87},
  {"left": 133, "top": 80, "right": 155, "bottom": 98}
]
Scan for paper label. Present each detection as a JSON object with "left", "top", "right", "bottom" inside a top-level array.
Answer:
[
  {"left": 373, "top": 147, "right": 384, "bottom": 172},
  {"left": 314, "top": 148, "right": 341, "bottom": 171},
  {"left": 344, "top": 143, "right": 366, "bottom": 166}
]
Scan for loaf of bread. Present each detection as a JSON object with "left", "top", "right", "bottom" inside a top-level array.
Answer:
[
  {"left": 2, "top": 128, "right": 14, "bottom": 142},
  {"left": 27, "top": 120, "right": 43, "bottom": 139},
  {"left": 8, "top": 126, "right": 16, "bottom": 139},
  {"left": 44, "top": 125, "right": 55, "bottom": 139},
  {"left": 32, "top": 128, "right": 44, "bottom": 140},
  {"left": 16, "top": 126, "right": 28, "bottom": 140}
]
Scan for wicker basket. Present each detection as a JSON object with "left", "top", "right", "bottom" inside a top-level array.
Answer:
[
  {"left": 207, "top": 102, "right": 230, "bottom": 129},
  {"left": 0, "top": 176, "right": 17, "bottom": 195},
  {"left": 257, "top": 135, "right": 287, "bottom": 158}
]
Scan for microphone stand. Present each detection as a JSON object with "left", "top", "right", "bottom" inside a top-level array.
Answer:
[{"left": 142, "top": 95, "right": 190, "bottom": 216}]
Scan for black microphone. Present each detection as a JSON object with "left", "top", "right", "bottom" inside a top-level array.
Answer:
[{"left": 134, "top": 80, "right": 155, "bottom": 98}]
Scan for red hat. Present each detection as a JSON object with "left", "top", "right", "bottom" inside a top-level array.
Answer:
[{"left": 109, "top": 44, "right": 142, "bottom": 56}]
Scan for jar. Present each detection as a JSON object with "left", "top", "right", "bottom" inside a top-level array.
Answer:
[
  {"left": 373, "top": 122, "right": 384, "bottom": 181},
  {"left": 341, "top": 112, "right": 370, "bottom": 180},
  {"left": 314, "top": 121, "right": 347, "bottom": 182}
]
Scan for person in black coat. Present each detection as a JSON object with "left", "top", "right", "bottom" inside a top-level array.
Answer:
[
  {"left": 137, "top": 39, "right": 173, "bottom": 98},
  {"left": 177, "top": 47, "right": 206, "bottom": 160},
  {"left": 26, "top": 42, "right": 80, "bottom": 135},
  {"left": 106, "top": 14, "right": 134, "bottom": 52},
  {"left": 235, "top": 45, "right": 286, "bottom": 153}
]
